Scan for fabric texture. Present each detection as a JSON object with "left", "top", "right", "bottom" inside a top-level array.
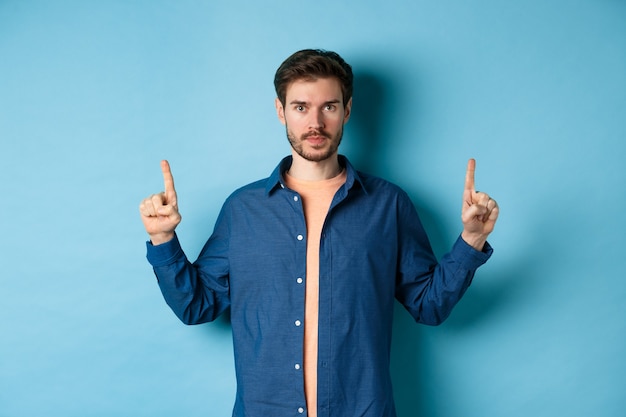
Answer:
[{"left": 146, "top": 155, "right": 492, "bottom": 417}]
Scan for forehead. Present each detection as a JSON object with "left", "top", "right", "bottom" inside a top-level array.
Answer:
[{"left": 285, "top": 77, "right": 343, "bottom": 102}]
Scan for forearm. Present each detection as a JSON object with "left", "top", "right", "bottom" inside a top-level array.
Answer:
[
  {"left": 398, "top": 236, "right": 492, "bottom": 325},
  {"left": 147, "top": 234, "right": 229, "bottom": 324}
]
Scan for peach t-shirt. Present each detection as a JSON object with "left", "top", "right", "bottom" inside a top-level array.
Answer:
[{"left": 284, "top": 169, "right": 347, "bottom": 417}]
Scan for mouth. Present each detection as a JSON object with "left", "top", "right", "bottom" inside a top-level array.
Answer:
[
  {"left": 304, "top": 132, "right": 329, "bottom": 146},
  {"left": 306, "top": 136, "right": 326, "bottom": 145}
]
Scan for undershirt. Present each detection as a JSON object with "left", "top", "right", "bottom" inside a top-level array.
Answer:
[{"left": 284, "top": 169, "right": 347, "bottom": 417}]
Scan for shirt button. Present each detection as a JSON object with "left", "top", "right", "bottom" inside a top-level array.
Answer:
[
  {"left": 298, "top": 407, "right": 304, "bottom": 414},
  {"left": 293, "top": 195, "right": 299, "bottom": 202},
  {"left": 296, "top": 277, "right": 303, "bottom": 284},
  {"left": 297, "top": 234, "right": 303, "bottom": 241},
  {"left": 295, "top": 363, "right": 301, "bottom": 370},
  {"left": 295, "top": 320, "right": 301, "bottom": 327}
]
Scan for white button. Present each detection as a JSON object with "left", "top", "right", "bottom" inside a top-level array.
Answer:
[
  {"left": 295, "top": 320, "right": 301, "bottom": 326},
  {"left": 296, "top": 277, "right": 303, "bottom": 284},
  {"left": 297, "top": 234, "right": 303, "bottom": 241},
  {"left": 295, "top": 363, "right": 301, "bottom": 370},
  {"left": 298, "top": 407, "right": 304, "bottom": 414},
  {"left": 293, "top": 195, "right": 299, "bottom": 202}
]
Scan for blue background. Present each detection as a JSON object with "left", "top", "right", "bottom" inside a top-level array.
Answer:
[{"left": 1, "top": 1, "right": 625, "bottom": 416}]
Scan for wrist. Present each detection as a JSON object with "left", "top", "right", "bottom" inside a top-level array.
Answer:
[
  {"left": 461, "top": 231, "right": 487, "bottom": 252},
  {"left": 149, "top": 232, "right": 175, "bottom": 246}
]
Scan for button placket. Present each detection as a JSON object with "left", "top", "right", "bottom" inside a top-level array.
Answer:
[{"left": 289, "top": 189, "right": 306, "bottom": 415}]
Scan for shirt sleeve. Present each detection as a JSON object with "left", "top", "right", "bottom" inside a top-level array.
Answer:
[
  {"left": 145, "top": 210, "right": 231, "bottom": 325},
  {"left": 394, "top": 192, "right": 493, "bottom": 326}
]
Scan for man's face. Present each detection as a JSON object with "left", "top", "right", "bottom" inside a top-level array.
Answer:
[{"left": 276, "top": 77, "right": 352, "bottom": 163}]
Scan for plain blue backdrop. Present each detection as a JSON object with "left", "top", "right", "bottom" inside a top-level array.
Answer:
[{"left": 1, "top": 1, "right": 625, "bottom": 416}]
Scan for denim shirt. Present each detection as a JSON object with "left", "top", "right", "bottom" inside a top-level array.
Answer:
[{"left": 146, "top": 155, "right": 492, "bottom": 417}]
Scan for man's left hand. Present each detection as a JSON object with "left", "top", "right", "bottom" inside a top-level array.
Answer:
[{"left": 461, "top": 158, "right": 499, "bottom": 251}]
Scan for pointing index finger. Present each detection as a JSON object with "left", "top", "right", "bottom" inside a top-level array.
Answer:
[
  {"left": 161, "top": 160, "right": 177, "bottom": 202},
  {"left": 465, "top": 158, "right": 476, "bottom": 193}
]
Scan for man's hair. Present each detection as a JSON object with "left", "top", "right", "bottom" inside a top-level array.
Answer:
[{"left": 274, "top": 49, "right": 353, "bottom": 107}]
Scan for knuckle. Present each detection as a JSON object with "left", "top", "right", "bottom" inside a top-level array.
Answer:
[
  {"left": 139, "top": 199, "right": 152, "bottom": 213},
  {"left": 151, "top": 194, "right": 163, "bottom": 205}
]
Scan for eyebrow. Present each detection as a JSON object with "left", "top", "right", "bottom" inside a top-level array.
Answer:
[{"left": 289, "top": 99, "right": 342, "bottom": 106}]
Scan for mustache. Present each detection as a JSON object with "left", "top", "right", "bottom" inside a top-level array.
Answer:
[{"left": 303, "top": 130, "right": 331, "bottom": 139}]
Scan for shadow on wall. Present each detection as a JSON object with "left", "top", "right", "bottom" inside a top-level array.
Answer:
[
  {"left": 350, "top": 66, "right": 541, "bottom": 417},
  {"left": 350, "top": 69, "right": 523, "bottom": 417},
  {"left": 350, "top": 70, "right": 436, "bottom": 417},
  {"left": 346, "top": 71, "right": 387, "bottom": 174}
]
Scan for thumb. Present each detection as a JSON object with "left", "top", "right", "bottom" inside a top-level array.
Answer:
[{"left": 462, "top": 203, "right": 487, "bottom": 223}]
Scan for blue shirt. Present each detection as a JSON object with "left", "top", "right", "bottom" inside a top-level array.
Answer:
[{"left": 146, "top": 155, "right": 492, "bottom": 417}]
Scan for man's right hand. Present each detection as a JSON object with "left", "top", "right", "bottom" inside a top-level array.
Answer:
[{"left": 139, "top": 160, "right": 182, "bottom": 245}]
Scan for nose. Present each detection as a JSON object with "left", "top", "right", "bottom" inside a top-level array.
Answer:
[{"left": 309, "top": 109, "right": 325, "bottom": 130}]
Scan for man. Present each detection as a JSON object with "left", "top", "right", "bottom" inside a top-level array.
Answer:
[{"left": 139, "top": 49, "right": 499, "bottom": 417}]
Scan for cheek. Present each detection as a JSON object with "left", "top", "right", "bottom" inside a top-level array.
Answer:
[
  {"left": 284, "top": 113, "right": 306, "bottom": 129},
  {"left": 326, "top": 115, "right": 346, "bottom": 129}
]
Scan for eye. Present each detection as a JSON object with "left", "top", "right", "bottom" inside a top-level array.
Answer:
[
  {"left": 325, "top": 104, "right": 337, "bottom": 111},
  {"left": 295, "top": 105, "right": 305, "bottom": 112}
]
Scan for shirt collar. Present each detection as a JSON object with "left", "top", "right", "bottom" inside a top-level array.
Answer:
[{"left": 265, "top": 155, "right": 367, "bottom": 196}]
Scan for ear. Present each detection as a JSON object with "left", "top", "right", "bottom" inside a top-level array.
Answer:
[
  {"left": 275, "top": 97, "right": 286, "bottom": 125},
  {"left": 343, "top": 98, "right": 352, "bottom": 124}
]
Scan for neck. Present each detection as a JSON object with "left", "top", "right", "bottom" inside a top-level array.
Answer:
[{"left": 288, "top": 152, "right": 342, "bottom": 181}]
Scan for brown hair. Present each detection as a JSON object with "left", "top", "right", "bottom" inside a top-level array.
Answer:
[{"left": 274, "top": 49, "right": 353, "bottom": 107}]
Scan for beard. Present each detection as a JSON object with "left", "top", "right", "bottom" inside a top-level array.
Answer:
[{"left": 285, "top": 124, "right": 343, "bottom": 163}]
